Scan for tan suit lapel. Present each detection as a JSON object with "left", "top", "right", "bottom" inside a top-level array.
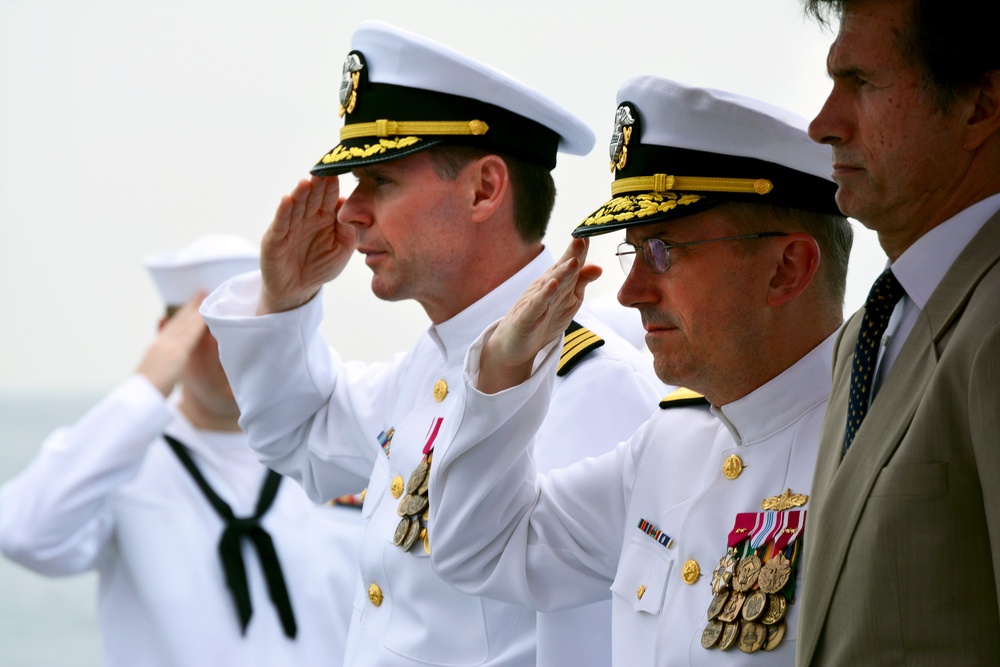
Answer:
[{"left": 799, "top": 209, "right": 1000, "bottom": 664}]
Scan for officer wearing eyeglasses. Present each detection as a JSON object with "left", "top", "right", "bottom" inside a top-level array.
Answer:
[{"left": 427, "top": 76, "right": 854, "bottom": 665}]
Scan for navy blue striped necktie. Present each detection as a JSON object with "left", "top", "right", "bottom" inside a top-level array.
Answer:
[{"left": 844, "top": 268, "right": 905, "bottom": 454}]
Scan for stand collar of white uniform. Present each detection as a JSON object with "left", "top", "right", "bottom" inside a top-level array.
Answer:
[
  {"left": 428, "top": 247, "right": 555, "bottom": 365},
  {"left": 712, "top": 330, "right": 837, "bottom": 446},
  {"left": 888, "top": 191, "right": 1000, "bottom": 310}
]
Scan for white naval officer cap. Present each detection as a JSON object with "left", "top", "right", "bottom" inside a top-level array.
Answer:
[
  {"left": 143, "top": 234, "right": 259, "bottom": 306},
  {"left": 312, "top": 20, "right": 595, "bottom": 176},
  {"left": 573, "top": 75, "right": 841, "bottom": 237}
]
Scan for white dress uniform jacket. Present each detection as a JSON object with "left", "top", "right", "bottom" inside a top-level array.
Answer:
[
  {"left": 429, "top": 326, "right": 838, "bottom": 666},
  {"left": 200, "top": 249, "right": 661, "bottom": 667},
  {"left": 0, "top": 375, "right": 364, "bottom": 667}
]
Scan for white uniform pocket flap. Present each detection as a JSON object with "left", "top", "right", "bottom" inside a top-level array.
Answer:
[{"left": 610, "top": 536, "right": 672, "bottom": 615}]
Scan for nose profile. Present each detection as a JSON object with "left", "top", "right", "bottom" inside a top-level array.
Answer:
[
  {"left": 807, "top": 91, "right": 844, "bottom": 146},
  {"left": 337, "top": 187, "right": 371, "bottom": 228},
  {"left": 617, "top": 260, "right": 654, "bottom": 310}
]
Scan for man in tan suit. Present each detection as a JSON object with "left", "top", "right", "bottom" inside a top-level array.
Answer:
[{"left": 796, "top": 0, "right": 1000, "bottom": 663}]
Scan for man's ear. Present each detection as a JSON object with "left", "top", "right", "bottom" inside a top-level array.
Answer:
[
  {"left": 963, "top": 70, "right": 1000, "bottom": 151},
  {"left": 767, "top": 233, "right": 821, "bottom": 307},
  {"left": 467, "top": 154, "right": 510, "bottom": 222}
]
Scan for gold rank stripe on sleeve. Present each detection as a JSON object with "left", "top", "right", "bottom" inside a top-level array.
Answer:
[
  {"left": 556, "top": 321, "right": 605, "bottom": 377},
  {"left": 658, "top": 387, "right": 709, "bottom": 409}
]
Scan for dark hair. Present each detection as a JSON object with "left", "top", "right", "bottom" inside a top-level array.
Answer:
[
  {"left": 719, "top": 202, "right": 855, "bottom": 308},
  {"left": 804, "top": 0, "right": 1000, "bottom": 110},
  {"left": 426, "top": 144, "right": 556, "bottom": 243}
]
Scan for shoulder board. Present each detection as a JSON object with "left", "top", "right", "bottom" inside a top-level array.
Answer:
[
  {"left": 659, "top": 387, "right": 709, "bottom": 409},
  {"left": 557, "top": 320, "right": 605, "bottom": 377}
]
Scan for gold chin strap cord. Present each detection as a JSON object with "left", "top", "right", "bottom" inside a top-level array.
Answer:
[
  {"left": 340, "top": 119, "right": 490, "bottom": 141},
  {"left": 611, "top": 173, "right": 774, "bottom": 197}
]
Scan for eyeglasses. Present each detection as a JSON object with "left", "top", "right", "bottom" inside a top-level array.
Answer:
[{"left": 615, "top": 232, "right": 788, "bottom": 275}]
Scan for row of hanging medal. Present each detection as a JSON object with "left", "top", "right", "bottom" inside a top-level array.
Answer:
[
  {"left": 701, "top": 507, "right": 805, "bottom": 653},
  {"left": 392, "top": 417, "right": 443, "bottom": 554}
]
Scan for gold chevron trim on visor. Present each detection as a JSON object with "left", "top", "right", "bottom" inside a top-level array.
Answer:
[
  {"left": 610, "top": 174, "right": 774, "bottom": 197},
  {"left": 320, "top": 137, "right": 424, "bottom": 165},
  {"left": 340, "top": 119, "right": 490, "bottom": 141},
  {"left": 578, "top": 191, "right": 705, "bottom": 229}
]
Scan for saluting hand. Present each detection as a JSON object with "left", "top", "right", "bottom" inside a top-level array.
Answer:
[
  {"left": 258, "top": 175, "right": 357, "bottom": 314},
  {"left": 137, "top": 292, "right": 208, "bottom": 397},
  {"left": 478, "top": 238, "right": 602, "bottom": 394}
]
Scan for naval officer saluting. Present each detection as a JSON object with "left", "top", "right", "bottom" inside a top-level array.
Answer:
[{"left": 428, "top": 76, "right": 854, "bottom": 665}]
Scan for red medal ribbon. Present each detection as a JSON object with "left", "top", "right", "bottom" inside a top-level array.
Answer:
[
  {"left": 772, "top": 509, "right": 805, "bottom": 552},
  {"left": 728, "top": 512, "right": 758, "bottom": 548},
  {"left": 423, "top": 417, "right": 444, "bottom": 455}
]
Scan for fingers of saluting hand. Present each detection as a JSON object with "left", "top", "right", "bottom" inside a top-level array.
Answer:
[
  {"left": 523, "top": 238, "right": 601, "bottom": 327},
  {"left": 271, "top": 176, "right": 341, "bottom": 239},
  {"left": 477, "top": 242, "right": 601, "bottom": 394},
  {"left": 496, "top": 240, "right": 601, "bottom": 363}
]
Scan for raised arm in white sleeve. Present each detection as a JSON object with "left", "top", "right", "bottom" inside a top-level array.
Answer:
[
  {"left": 0, "top": 376, "right": 171, "bottom": 575},
  {"left": 201, "top": 271, "right": 385, "bottom": 501}
]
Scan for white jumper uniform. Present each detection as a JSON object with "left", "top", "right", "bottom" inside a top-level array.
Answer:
[
  {"left": 201, "top": 249, "right": 661, "bottom": 667},
  {"left": 429, "top": 327, "right": 837, "bottom": 666},
  {"left": 0, "top": 375, "right": 364, "bottom": 667}
]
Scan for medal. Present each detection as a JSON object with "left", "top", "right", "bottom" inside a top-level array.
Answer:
[
  {"left": 718, "top": 622, "right": 739, "bottom": 651},
  {"left": 393, "top": 516, "right": 411, "bottom": 547},
  {"left": 732, "top": 553, "right": 762, "bottom": 592},
  {"left": 738, "top": 621, "right": 766, "bottom": 653},
  {"left": 741, "top": 590, "right": 767, "bottom": 622},
  {"left": 717, "top": 591, "right": 745, "bottom": 623},
  {"left": 700, "top": 620, "right": 724, "bottom": 649},
  {"left": 758, "top": 552, "right": 792, "bottom": 594},
  {"left": 710, "top": 550, "right": 736, "bottom": 594},
  {"left": 401, "top": 516, "right": 421, "bottom": 551},
  {"left": 393, "top": 417, "right": 443, "bottom": 554},
  {"left": 707, "top": 590, "right": 729, "bottom": 621},
  {"left": 761, "top": 594, "right": 787, "bottom": 625},
  {"left": 763, "top": 620, "right": 786, "bottom": 651},
  {"left": 406, "top": 458, "right": 429, "bottom": 495},
  {"left": 701, "top": 494, "right": 809, "bottom": 652}
]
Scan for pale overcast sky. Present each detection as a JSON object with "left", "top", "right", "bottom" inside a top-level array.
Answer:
[{"left": 0, "top": 0, "right": 883, "bottom": 396}]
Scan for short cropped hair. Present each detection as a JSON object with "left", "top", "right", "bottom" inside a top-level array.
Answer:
[
  {"left": 426, "top": 144, "right": 556, "bottom": 243},
  {"left": 718, "top": 201, "right": 854, "bottom": 308}
]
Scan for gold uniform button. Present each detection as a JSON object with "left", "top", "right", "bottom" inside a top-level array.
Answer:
[
  {"left": 433, "top": 379, "right": 449, "bottom": 402},
  {"left": 390, "top": 475, "right": 405, "bottom": 498},
  {"left": 682, "top": 559, "right": 701, "bottom": 584},
  {"left": 723, "top": 454, "right": 744, "bottom": 480},
  {"left": 636, "top": 584, "right": 646, "bottom": 600},
  {"left": 368, "top": 583, "right": 383, "bottom": 607}
]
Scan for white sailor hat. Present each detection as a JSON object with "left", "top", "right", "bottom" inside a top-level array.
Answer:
[
  {"left": 312, "top": 20, "right": 595, "bottom": 176},
  {"left": 573, "top": 75, "right": 840, "bottom": 237},
  {"left": 143, "top": 234, "right": 259, "bottom": 306}
]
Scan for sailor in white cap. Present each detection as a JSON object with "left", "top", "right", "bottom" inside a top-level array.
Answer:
[
  {"left": 201, "top": 21, "right": 660, "bottom": 667},
  {"left": 426, "top": 75, "right": 854, "bottom": 665},
  {"left": 0, "top": 234, "right": 364, "bottom": 667}
]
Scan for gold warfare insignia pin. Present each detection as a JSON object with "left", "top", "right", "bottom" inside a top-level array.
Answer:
[
  {"left": 339, "top": 51, "right": 364, "bottom": 117},
  {"left": 609, "top": 102, "right": 637, "bottom": 173},
  {"left": 760, "top": 488, "right": 809, "bottom": 511}
]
